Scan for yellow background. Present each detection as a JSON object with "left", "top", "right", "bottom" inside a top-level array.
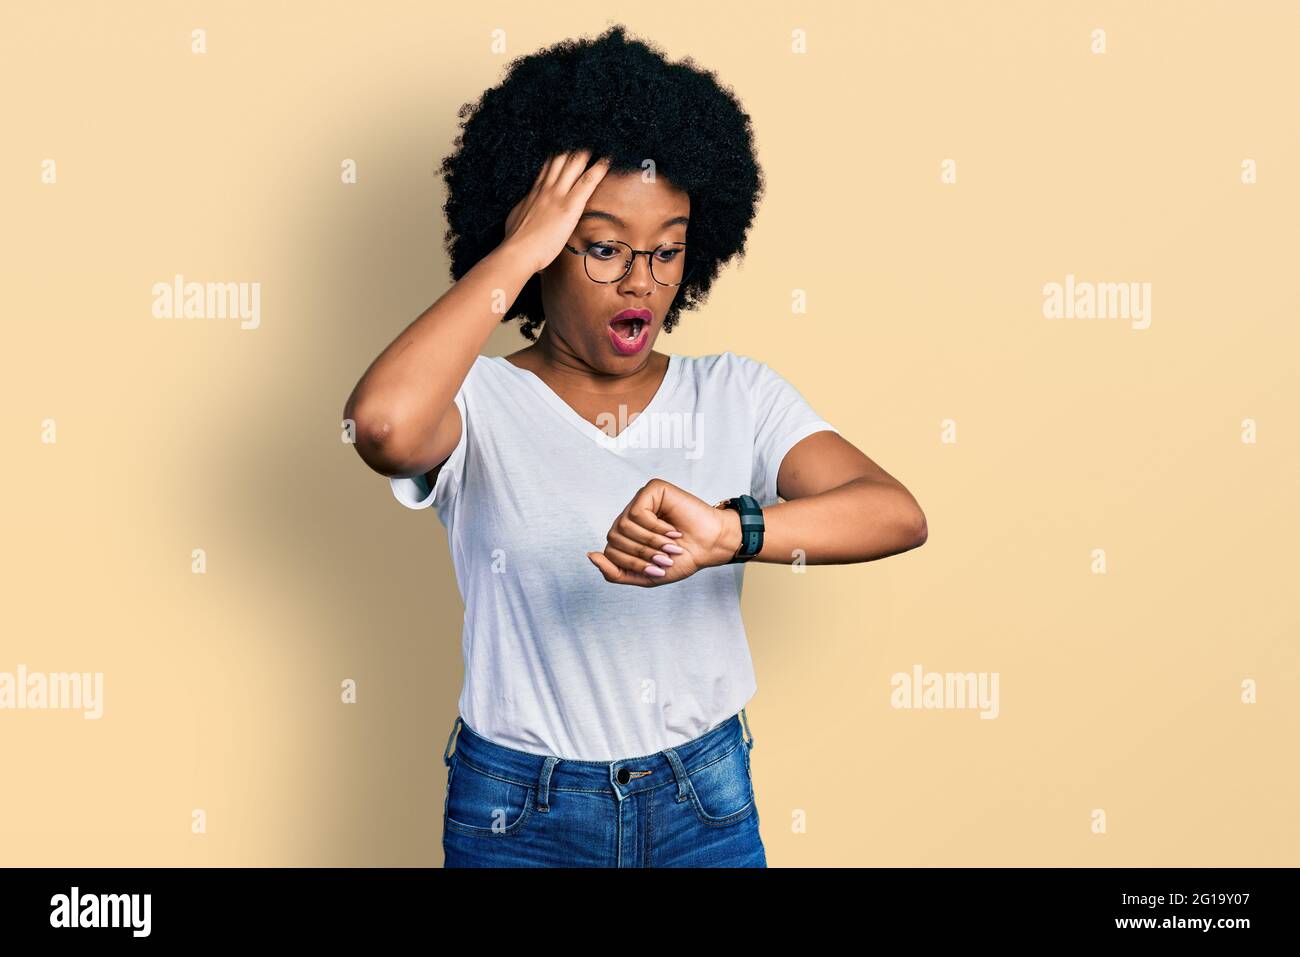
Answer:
[{"left": 3, "top": 1, "right": 1296, "bottom": 866}]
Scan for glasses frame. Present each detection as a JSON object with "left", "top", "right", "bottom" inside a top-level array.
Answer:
[{"left": 562, "top": 239, "right": 690, "bottom": 286}]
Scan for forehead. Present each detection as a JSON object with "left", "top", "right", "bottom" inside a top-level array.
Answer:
[{"left": 582, "top": 171, "right": 690, "bottom": 227}]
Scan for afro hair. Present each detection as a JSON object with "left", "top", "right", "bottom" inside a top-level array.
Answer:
[{"left": 438, "top": 23, "right": 765, "bottom": 340}]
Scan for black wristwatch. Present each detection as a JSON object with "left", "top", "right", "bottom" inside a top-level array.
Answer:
[{"left": 714, "top": 494, "right": 764, "bottom": 563}]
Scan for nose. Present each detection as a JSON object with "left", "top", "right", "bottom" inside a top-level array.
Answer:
[{"left": 618, "top": 252, "right": 656, "bottom": 293}]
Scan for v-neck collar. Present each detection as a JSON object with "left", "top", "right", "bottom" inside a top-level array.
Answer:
[{"left": 494, "top": 353, "right": 682, "bottom": 452}]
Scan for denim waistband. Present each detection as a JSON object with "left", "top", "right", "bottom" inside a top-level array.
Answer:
[{"left": 442, "top": 709, "right": 755, "bottom": 810}]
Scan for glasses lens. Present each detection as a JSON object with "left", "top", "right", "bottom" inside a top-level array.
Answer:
[
  {"left": 585, "top": 241, "right": 632, "bottom": 282},
  {"left": 583, "top": 241, "right": 688, "bottom": 284},
  {"left": 650, "top": 243, "right": 686, "bottom": 285}
]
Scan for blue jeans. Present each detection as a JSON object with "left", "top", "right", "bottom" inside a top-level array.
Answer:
[{"left": 440, "top": 709, "right": 767, "bottom": 867}]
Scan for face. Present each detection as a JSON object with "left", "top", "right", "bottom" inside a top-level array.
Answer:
[{"left": 538, "top": 171, "right": 690, "bottom": 371}]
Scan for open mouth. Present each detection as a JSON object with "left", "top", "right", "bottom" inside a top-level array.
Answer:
[{"left": 609, "top": 317, "right": 646, "bottom": 340}]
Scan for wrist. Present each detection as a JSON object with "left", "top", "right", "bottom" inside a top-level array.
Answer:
[
  {"left": 712, "top": 501, "right": 744, "bottom": 566},
  {"left": 495, "top": 236, "right": 547, "bottom": 278},
  {"left": 723, "top": 506, "right": 743, "bottom": 561},
  {"left": 713, "top": 494, "right": 765, "bottom": 564}
]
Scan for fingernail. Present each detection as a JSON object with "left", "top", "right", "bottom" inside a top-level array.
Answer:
[
  {"left": 651, "top": 553, "right": 673, "bottom": 567},
  {"left": 644, "top": 564, "right": 666, "bottom": 577},
  {"left": 662, "top": 543, "right": 684, "bottom": 554},
  {"left": 665, "top": 530, "right": 682, "bottom": 538}
]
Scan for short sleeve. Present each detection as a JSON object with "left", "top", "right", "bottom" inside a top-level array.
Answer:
[
  {"left": 389, "top": 369, "right": 471, "bottom": 512},
  {"left": 747, "top": 357, "right": 840, "bottom": 507}
]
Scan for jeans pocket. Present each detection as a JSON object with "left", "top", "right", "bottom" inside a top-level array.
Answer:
[
  {"left": 685, "top": 741, "right": 756, "bottom": 827},
  {"left": 444, "top": 754, "right": 536, "bottom": 837}
]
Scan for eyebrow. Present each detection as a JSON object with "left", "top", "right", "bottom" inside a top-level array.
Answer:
[{"left": 578, "top": 210, "right": 689, "bottom": 230}]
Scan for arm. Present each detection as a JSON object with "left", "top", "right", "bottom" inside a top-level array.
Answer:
[
  {"left": 342, "top": 241, "right": 533, "bottom": 480},
  {"left": 342, "top": 149, "right": 612, "bottom": 480},
  {"left": 719, "top": 430, "right": 927, "bottom": 565}
]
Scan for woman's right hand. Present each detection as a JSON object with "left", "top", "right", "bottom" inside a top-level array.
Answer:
[{"left": 501, "top": 148, "right": 611, "bottom": 275}]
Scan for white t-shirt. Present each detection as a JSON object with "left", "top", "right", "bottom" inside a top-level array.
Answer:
[{"left": 389, "top": 351, "right": 839, "bottom": 760}]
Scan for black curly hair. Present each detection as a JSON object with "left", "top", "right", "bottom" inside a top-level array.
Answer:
[{"left": 438, "top": 23, "right": 764, "bottom": 341}]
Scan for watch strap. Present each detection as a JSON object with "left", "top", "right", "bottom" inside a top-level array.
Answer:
[{"left": 717, "top": 494, "right": 764, "bottom": 563}]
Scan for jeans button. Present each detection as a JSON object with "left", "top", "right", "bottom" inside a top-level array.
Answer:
[{"left": 616, "top": 767, "right": 630, "bottom": 785}]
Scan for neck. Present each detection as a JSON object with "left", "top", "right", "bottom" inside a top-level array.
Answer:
[{"left": 516, "top": 326, "right": 665, "bottom": 393}]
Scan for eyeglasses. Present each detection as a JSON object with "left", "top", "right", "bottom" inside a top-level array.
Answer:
[{"left": 562, "top": 240, "right": 689, "bottom": 286}]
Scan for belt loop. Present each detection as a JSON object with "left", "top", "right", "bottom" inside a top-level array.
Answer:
[
  {"left": 536, "top": 756, "right": 560, "bottom": 812},
  {"left": 663, "top": 748, "right": 691, "bottom": 803},
  {"left": 443, "top": 715, "right": 463, "bottom": 767},
  {"left": 739, "top": 707, "right": 754, "bottom": 749}
]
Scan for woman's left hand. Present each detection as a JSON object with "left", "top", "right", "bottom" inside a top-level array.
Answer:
[{"left": 586, "top": 479, "right": 740, "bottom": 586}]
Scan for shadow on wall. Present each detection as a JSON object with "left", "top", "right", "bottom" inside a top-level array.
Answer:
[{"left": 189, "top": 92, "right": 531, "bottom": 863}]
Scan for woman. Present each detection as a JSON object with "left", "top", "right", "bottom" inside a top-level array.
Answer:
[{"left": 343, "top": 25, "right": 927, "bottom": 867}]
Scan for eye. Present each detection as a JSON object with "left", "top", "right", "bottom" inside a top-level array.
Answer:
[
  {"left": 588, "top": 242, "right": 620, "bottom": 261},
  {"left": 654, "top": 248, "right": 681, "bottom": 262}
]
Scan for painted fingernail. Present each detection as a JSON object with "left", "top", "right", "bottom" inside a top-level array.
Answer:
[
  {"left": 644, "top": 564, "right": 666, "bottom": 577},
  {"left": 651, "top": 553, "right": 673, "bottom": 567},
  {"left": 665, "top": 530, "right": 683, "bottom": 538},
  {"left": 662, "top": 543, "right": 684, "bottom": 554}
]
